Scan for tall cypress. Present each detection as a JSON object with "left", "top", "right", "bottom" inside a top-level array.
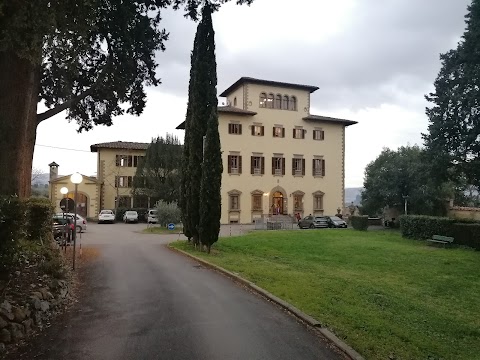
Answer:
[
  {"left": 180, "top": 29, "right": 200, "bottom": 241},
  {"left": 198, "top": 4, "right": 222, "bottom": 253},
  {"left": 185, "top": 6, "right": 211, "bottom": 245}
]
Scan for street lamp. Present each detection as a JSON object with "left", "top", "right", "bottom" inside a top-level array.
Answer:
[
  {"left": 60, "top": 187, "right": 68, "bottom": 251},
  {"left": 70, "top": 173, "right": 83, "bottom": 270}
]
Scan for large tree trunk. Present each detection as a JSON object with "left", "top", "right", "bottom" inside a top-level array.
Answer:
[{"left": 0, "top": 50, "right": 40, "bottom": 197}]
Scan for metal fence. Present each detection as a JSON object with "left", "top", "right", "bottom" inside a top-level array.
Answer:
[{"left": 254, "top": 217, "right": 297, "bottom": 230}]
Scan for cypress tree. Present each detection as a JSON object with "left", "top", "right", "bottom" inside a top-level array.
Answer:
[
  {"left": 198, "top": 4, "right": 222, "bottom": 253},
  {"left": 180, "top": 29, "right": 200, "bottom": 241},
  {"left": 423, "top": 0, "right": 480, "bottom": 187},
  {"left": 185, "top": 6, "right": 211, "bottom": 245}
]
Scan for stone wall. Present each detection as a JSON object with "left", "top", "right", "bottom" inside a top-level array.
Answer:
[{"left": 0, "top": 278, "right": 71, "bottom": 354}]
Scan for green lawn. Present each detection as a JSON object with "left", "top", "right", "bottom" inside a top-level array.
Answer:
[
  {"left": 142, "top": 226, "right": 183, "bottom": 234},
  {"left": 170, "top": 230, "right": 480, "bottom": 360}
]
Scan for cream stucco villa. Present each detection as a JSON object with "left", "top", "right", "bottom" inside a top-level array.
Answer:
[
  {"left": 49, "top": 77, "right": 356, "bottom": 223},
  {"left": 177, "top": 77, "right": 357, "bottom": 224}
]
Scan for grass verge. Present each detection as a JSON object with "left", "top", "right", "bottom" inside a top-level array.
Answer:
[{"left": 170, "top": 229, "right": 480, "bottom": 360}]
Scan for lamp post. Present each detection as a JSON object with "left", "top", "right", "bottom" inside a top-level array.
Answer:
[
  {"left": 403, "top": 195, "right": 410, "bottom": 215},
  {"left": 70, "top": 173, "right": 83, "bottom": 270},
  {"left": 60, "top": 187, "right": 69, "bottom": 251}
]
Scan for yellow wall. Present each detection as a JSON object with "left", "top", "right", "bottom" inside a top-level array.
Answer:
[
  {"left": 449, "top": 207, "right": 480, "bottom": 221},
  {"left": 219, "top": 83, "right": 346, "bottom": 223},
  {"left": 98, "top": 148, "right": 146, "bottom": 210}
]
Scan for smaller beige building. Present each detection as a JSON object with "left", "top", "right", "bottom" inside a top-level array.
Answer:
[{"left": 48, "top": 162, "right": 101, "bottom": 218}]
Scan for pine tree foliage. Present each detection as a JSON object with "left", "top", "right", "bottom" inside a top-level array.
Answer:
[
  {"left": 423, "top": 0, "right": 480, "bottom": 187},
  {"left": 133, "top": 134, "right": 183, "bottom": 203},
  {"left": 198, "top": 5, "right": 222, "bottom": 253}
]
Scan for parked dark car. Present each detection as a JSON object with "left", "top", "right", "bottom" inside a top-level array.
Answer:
[
  {"left": 326, "top": 216, "right": 348, "bottom": 228},
  {"left": 298, "top": 215, "right": 329, "bottom": 229},
  {"left": 52, "top": 216, "right": 73, "bottom": 242}
]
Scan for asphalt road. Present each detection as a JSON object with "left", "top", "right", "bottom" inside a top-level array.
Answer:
[{"left": 9, "top": 223, "right": 345, "bottom": 360}]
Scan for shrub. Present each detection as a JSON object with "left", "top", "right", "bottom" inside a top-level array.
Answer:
[
  {"left": 451, "top": 223, "right": 480, "bottom": 250},
  {"left": 351, "top": 216, "right": 369, "bottom": 231},
  {"left": 156, "top": 201, "right": 181, "bottom": 226},
  {"left": 400, "top": 215, "right": 455, "bottom": 240},
  {"left": 24, "top": 198, "right": 54, "bottom": 242},
  {"left": 0, "top": 196, "right": 25, "bottom": 276}
]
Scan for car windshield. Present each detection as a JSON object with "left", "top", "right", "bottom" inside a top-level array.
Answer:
[
  {"left": 331, "top": 216, "right": 343, "bottom": 221},
  {"left": 100, "top": 210, "right": 113, "bottom": 215},
  {"left": 150, "top": 210, "right": 158, "bottom": 215},
  {"left": 315, "top": 217, "right": 326, "bottom": 220}
]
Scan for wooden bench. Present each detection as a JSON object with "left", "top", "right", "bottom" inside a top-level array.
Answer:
[{"left": 428, "top": 235, "right": 454, "bottom": 247}]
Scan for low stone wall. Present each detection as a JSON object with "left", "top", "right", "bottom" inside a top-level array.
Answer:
[
  {"left": 448, "top": 206, "right": 480, "bottom": 221},
  {"left": 0, "top": 278, "right": 71, "bottom": 354}
]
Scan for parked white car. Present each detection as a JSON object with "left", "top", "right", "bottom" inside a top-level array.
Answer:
[
  {"left": 55, "top": 213, "right": 87, "bottom": 232},
  {"left": 98, "top": 210, "right": 115, "bottom": 224},
  {"left": 146, "top": 209, "right": 158, "bottom": 224},
  {"left": 123, "top": 211, "right": 139, "bottom": 223}
]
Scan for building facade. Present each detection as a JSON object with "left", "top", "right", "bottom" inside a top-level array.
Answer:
[
  {"left": 90, "top": 141, "right": 150, "bottom": 211},
  {"left": 178, "top": 77, "right": 357, "bottom": 224}
]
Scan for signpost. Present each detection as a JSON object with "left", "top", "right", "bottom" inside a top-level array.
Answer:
[{"left": 167, "top": 223, "right": 175, "bottom": 231}]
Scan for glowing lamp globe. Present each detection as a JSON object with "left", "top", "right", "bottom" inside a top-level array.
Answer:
[{"left": 70, "top": 173, "right": 83, "bottom": 185}]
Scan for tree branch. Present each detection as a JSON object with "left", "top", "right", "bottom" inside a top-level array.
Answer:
[{"left": 37, "top": 54, "right": 112, "bottom": 124}]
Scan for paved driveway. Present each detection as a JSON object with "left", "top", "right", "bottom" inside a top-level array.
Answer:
[{"left": 10, "top": 223, "right": 345, "bottom": 360}]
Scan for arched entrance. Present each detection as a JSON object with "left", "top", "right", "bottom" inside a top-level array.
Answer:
[
  {"left": 65, "top": 192, "right": 88, "bottom": 218},
  {"left": 269, "top": 186, "right": 287, "bottom": 215},
  {"left": 59, "top": 198, "right": 75, "bottom": 213},
  {"left": 272, "top": 191, "right": 283, "bottom": 214}
]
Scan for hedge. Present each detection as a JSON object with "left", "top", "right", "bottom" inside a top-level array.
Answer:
[
  {"left": 25, "top": 198, "right": 54, "bottom": 242},
  {"left": 0, "top": 196, "right": 25, "bottom": 276},
  {"left": 451, "top": 223, "right": 480, "bottom": 250},
  {"left": 400, "top": 215, "right": 480, "bottom": 250},
  {"left": 351, "top": 216, "right": 369, "bottom": 231},
  {"left": 400, "top": 215, "right": 455, "bottom": 240}
]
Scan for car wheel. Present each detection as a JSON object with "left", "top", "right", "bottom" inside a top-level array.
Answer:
[
  {"left": 309, "top": 224, "right": 314, "bottom": 229},
  {"left": 76, "top": 225, "right": 82, "bottom": 233}
]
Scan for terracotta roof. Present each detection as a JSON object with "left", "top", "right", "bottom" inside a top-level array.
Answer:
[
  {"left": 90, "top": 141, "right": 149, "bottom": 152},
  {"left": 175, "top": 106, "right": 257, "bottom": 130},
  {"left": 303, "top": 114, "right": 357, "bottom": 126},
  {"left": 220, "top": 77, "right": 319, "bottom": 97}
]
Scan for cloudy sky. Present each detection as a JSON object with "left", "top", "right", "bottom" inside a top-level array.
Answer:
[{"left": 33, "top": 0, "right": 471, "bottom": 187}]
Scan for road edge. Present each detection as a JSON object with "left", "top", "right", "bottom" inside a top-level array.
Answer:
[{"left": 168, "top": 245, "right": 364, "bottom": 360}]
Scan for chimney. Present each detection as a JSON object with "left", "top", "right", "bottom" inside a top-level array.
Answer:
[{"left": 48, "top": 162, "right": 59, "bottom": 181}]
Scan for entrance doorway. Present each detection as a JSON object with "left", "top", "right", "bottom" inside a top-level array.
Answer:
[
  {"left": 66, "top": 192, "right": 88, "bottom": 218},
  {"left": 272, "top": 191, "right": 283, "bottom": 215}
]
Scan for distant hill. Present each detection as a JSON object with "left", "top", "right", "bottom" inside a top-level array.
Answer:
[
  {"left": 345, "top": 187, "right": 363, "bottom": 205},
  {"left": 32, "top": 173, "right": 49, "bottom": 185}
]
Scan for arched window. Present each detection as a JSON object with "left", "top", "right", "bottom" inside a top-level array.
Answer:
[
  {"left": 267, "top": 93, "right": 274, "bottom": 109},
  {"left": 233, "top": 97, "right": 237, "bottom": 107},
  {"left": 259, "top": 93, "right": 267, "bottom": 108},
  {"left": 275, "top": 94, "right": 282, "bottom": 109},
  {"left": 290, "top": 96, "right": 297, "bottom": 111},
  {"left": 282, "top": 95, "right": 289, "bottom": 110}
]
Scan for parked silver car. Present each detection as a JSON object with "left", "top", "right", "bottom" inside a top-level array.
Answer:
[
  {"left": 123, "top": 211, "right": 139, "bottom": 223},
  {"left": 55, "top": 212, "right": 87, "bottom": 232},
  {"left": 298, "top": 215, "right": 329, "bottom": 229}
]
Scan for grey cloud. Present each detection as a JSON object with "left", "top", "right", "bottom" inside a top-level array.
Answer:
[{"left": 147, "top": 0, "right": 470, "bottom": 112}]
